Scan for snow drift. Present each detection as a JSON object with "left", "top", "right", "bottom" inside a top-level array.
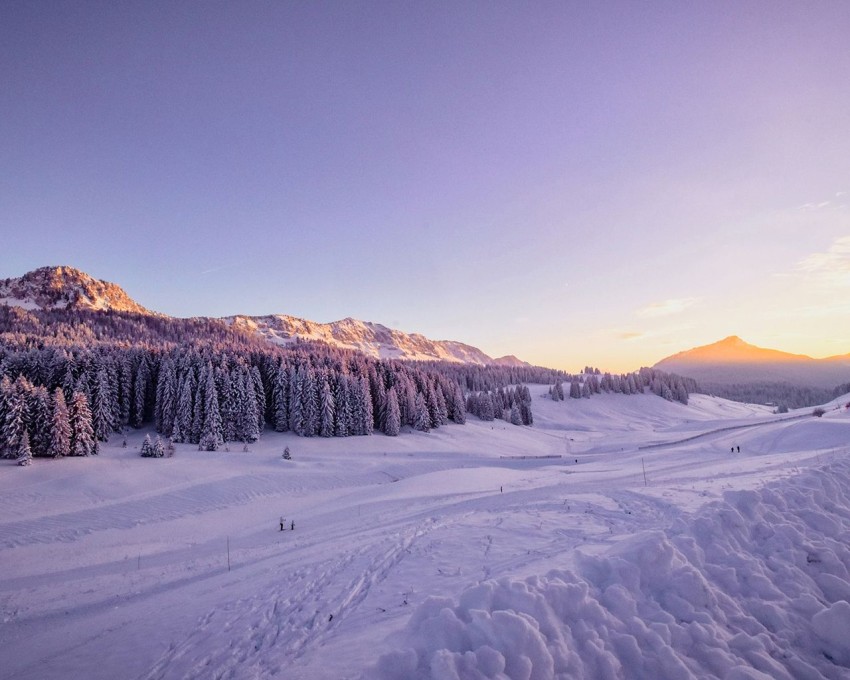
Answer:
[{"left": 368, "top": 460, "right": 850, "bottom": 679}]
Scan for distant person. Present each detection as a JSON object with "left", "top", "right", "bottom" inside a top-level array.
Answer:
[
  {"left": 737, "top": 445, "right": 740, "bottom": 453},
  {"left": 731, "top": 447, "right": 734, "bottom": 453},
  {"left": 291, "top": 520, "right": 295, "bottom": 531},
  {"left": 280, "top": 517, "right": 284, "bottom": 531}
]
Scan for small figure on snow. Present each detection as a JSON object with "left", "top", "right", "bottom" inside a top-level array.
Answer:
[
  {"left": 280, "top": 517, "right": 285, "bottom": 531},
  {"left": 500, "top": 486, "right": 503, "bottom": 493},
  {"left": 291, "top": 520, "right": 295, "bottom": 531},
  {"left": 737, "top": 445, "right": 740, "bottom": 453},
  {"left": 731, "top": 447, "right": 734, "bottom": 453}
]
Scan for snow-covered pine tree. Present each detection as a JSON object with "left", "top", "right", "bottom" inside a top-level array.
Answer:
[
  {"left": 171, "top": 370, "right": 195, "bottom": 443},
  {"left": 200, "top": 368, "right": 223, "bottom": 451},
  {"left": 288, "top": 365, "right": 304, "bottom": 435},
  {"left": 16, "top": 430, "right": 32, "bottom": 466},
  {"left": 319, "top": 373, "right": 335, "bottom": 438},
  {"left": 332, "top": 373, "right": 348, "bottom": 437},
  {"left": 250, "top": 365, "right": 266, "bottom": 433},
  {"left": 272, "top": 362, "right": 290, "bottom": 432},
  {"left": 413, "top": 391, "right": 430, "bottom": 432},
  {"left": 155, "top": 358, "right": 177, "bottom": 438},
  {"left": 69, "top": 390, "right": 96, "bottom": 456},
  {"left": 1, "top": 378, "right": 27, "bottom": 458},
  {"left": 509, "top": 402, "right": 522, "bottom": 425},
  {"left": 152, "top": 435, "right": 166, "bottom": 458},
  {"left": 384, "top": 386, "right": 401, "bottom": 436},
  {"left": 140, "top": 434, "right": 153, "bottom": 457},
  {"left": 91, "top": 365, "right": 114, "bottom": 442},
  {"left": 27, "top": 385, "right": 53, "bottom": 456},
  {"left": 51, "top": 388, "right": 71, "bottom": 458},
  {"left": 236, "top": 367, "right": 260, "bottom": 442}
]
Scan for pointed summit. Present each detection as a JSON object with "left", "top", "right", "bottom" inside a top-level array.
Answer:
[
  {"left": 0, "top": 266, "right": 154, "bottom": 315},
  {"left": 654, "top": 336, "right": 850, "bottom": 388}
]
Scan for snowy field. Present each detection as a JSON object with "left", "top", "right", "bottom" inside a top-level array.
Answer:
[{"left": 1, "top": 387, "right": 849, "bottom": 679}]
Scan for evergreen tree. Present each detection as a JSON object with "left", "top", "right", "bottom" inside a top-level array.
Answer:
[
  {"left": 50, "top": 388, "right": 71, "bottom": 458},
  {"left": 1, "top": 379, "right": 27, "bottom": 458},
  {"left": 272, "top": 364, "right": 290, "bottom": 432},
  {"left": 27, "top": 385, "right": 53, "bottom": 456},
  {"left": 384, "top": 387, "right": 401, "bottom": 436},
  {"left": 172, "top": 370, "right": 195, "bottom": 443},
  {"left": 91, "top": 365, "right": 114, "bottom": 442},
  {"left": 140, "top": 434, "right": 153, "bottom": 457},
  {"left": 319, "top": 374, "right": 335, "bottom": 438},
  {"left": 413, "top": 392, "right": 430, "bottom": 432},
  {"left": 16, "top": 430, "right": 32, "bottom": 466},
  {"left": 509, "top": 402, "right": 523, "bottom": 425},
  {"left": 69, "top": 391, "right": 96, "bottom": 456},
  {"left": 200, "top": 368, "right": 223, "bottom": 451}
]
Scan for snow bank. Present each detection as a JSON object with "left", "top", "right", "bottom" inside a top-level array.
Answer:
[{"left": 367, "top": 460, "right": 850, "bottom": 679}]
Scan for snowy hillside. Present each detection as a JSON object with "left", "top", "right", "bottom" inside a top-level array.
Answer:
[
  {"left": 225, "top": 314, "right": 526, "bottom": 366},
  {"left": 1, "top": 266, "right": 526, "bottom": 366},
  {"left": 0, "top": 266, "right": 154, "bottom": 315},
  {"left": 2, "top": 388, "right": 849, "bottom": 679}
]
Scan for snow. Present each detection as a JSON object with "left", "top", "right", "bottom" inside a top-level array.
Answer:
[{"left": 1, "top": 388, "right": 849, "bottom": 679}]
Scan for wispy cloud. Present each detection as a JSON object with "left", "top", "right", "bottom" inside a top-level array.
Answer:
[
  {"left": 797, "top": 200, "right": 832, "bottom": 211},
  {"left": 635, "top": 297, "right": 700, "bottom": 319},
  {"left": 618, "top": 331, "right": 645, "bottom": 341},
  {"left": 795, "top": 235, "right": 850, "bottom": 286}
]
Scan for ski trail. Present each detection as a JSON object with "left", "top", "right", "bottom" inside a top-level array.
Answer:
[{"left": 138, "top": 518, "right": 437, "bottom": 680}]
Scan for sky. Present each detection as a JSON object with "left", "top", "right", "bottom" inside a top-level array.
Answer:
[{"left": 2, "top": 1, "right": 850, "bottom": 372}]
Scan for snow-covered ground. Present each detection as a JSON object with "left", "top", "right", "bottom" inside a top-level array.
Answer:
[{"left": 1, "top": 388, "right": 849, "bottom": 679}]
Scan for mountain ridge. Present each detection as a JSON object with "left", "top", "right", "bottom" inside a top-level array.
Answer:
[
  {"left": 0, "top": 266, "right": 527, "bottom": 367},
  {"left": 654, "top": 336, "right": 850, "bottom": 389}
]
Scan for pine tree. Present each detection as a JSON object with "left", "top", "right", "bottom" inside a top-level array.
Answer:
[
  {"left": 91, "top": 365, "right": 114, "bottom": 442},
  {"left": 237, "top": 368, "right": 260, "bottom": 442},
  {"left": 272, "top": 364, "right": 290, "bottom": 432},
  {"left": 16, "top": 430, "right": 33, "bottom": 466},
  {"left": 200, "top": 369, "right": 223, "bottom": 451},
  {"left": 69, "top": 391, "right": 96, "bottom": 456},
  {"left": 141, "top": 434, "right": 153, "bottom": 457},
  {"left": 51, "top": 388, "right": 71, "bottom": 458},
  {"left": 384, "top": 387, "right": 401, "bottom": 436},
  {"left": 250, "top": 365, "right": 266, "bottom": 433},
  {"left": 27, "top": 385, "right": 53, "bottom": 456},
  {"left": 152, "top": 435, "right": 166, "bottom": 458},
  {"left": 1, "top": 379, "right": 27, "bottom": 458},
  {"left": 319, "top": 374, "right": 335, "bottom": 438},
  {"left": 413, "top": 392, "right": 430, "bottom": 432},
  {"left": 172, "top": 370, "right": 195, "bottom": 443}
]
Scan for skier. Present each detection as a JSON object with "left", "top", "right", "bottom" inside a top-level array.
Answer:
[
  {"left": 291, "top": 520, "right": 295, "bottom": 531},
  {"left": 731, "top": 447, "right": 734, "bottom": 453},
  {"left": 280, "top": 517, "right": 285, "bottom": 531},
  {"left": 737, "top": 445, "right": 740, "bottom": 453}
]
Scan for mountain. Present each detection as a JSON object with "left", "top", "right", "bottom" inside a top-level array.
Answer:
[
  {"left": 225, "top": 314, "right": 527, "bottom": 366},
  {"left": 0, "top": 266, "right": 526, "bottom": 366},
  {"left": 0, "top": 266, "right": 154, "bottom": 315},
  {"left": 654, "top": 336, "right": 850, "bottom": 389}
]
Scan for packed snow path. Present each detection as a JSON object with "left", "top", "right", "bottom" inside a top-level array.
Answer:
[{"left": 1, "top": 389, "right": 848, "bottom": 679}]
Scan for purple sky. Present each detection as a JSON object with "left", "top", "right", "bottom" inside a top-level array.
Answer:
[{"left": 2, "top": 2, "right": 850, "bottom": 371}]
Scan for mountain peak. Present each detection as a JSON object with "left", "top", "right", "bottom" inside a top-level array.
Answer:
[{"left": 0, "top": 266, "right": 153, "bottom": 315}]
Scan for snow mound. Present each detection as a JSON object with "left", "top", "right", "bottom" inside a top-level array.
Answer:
[{"left": 368, "top": 460, "right": 850, "bottom": 679}]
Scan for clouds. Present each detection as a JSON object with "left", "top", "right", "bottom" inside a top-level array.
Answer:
[
  {"left": 635, "top": 297, "right": 701, "bottom": 319},
  {"left": 795, "top": 235, "right": 850, "bottom": 287}
]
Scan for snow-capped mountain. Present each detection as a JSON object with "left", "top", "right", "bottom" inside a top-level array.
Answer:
[
  {"left": 0, "top": 266, "right": 154, "bottom": 315},
  {"left": 1, "top": 266, "right": 527, "bottom": 366},
  {"left": 225, "top": 314, "right": 527, "bottom": 366}
]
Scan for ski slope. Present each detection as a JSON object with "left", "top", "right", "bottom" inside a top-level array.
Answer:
[{"left": 1, "top": 388, "right": 849, "bottom": 679}]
